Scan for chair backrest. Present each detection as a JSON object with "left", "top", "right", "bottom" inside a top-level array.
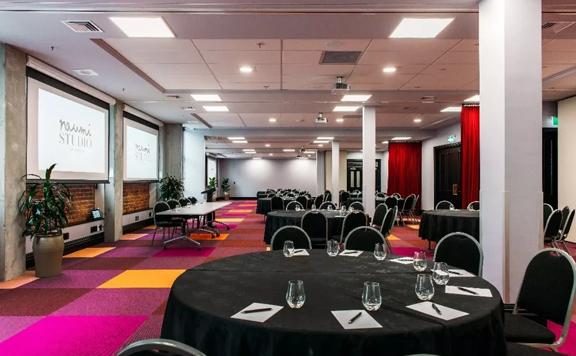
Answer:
[
  {"left": 270, "top": 226, "right": 312, "bottom": 250},
  {"left": 267, "top": 193, "right": 275, "bottom": 198},
  {"left": 153, "top": 201, "right": 171, "bottom": 225},
  {"left": 296, "top": 195, "right": 308, "bottom": 208},
  {"left": 434, "top": 232, "right": 483, "bottom": 276},
  {"left": 179, "top": 198, "right": 191, "bottom": 207},
  {"left": 376, "top": 192, "right": 386, "bottom": 198},
  {"left": 285, "top": 201, "right": 303, "bottom": 211},
  {"left": 411, "top": 195, "right": 419, "bottom": 211},
  {"left": 319, "top": 201, "right": 336, "bottom": 210},
  {"left": 380, "top": 206, "right": 397, "bottom": 237},
  {"left": 561, "top": 209, "right": 575, "bottom": 241},
  {"left": 270, "top": 196, "right": 284, "bottom": 211},
  {"left": 402, "top": 194, "right": 415, "bottom": 212},
  {"left": 313, "top": 195, "right": 324, "bottom": 208},
  {"left": 344, "top": 226, "right": 386, "bottom": 252},
  {"left": 435, "top": 200, "right": 454, "bottom": 210},
  {"left": 301, "top": 210, "right": 328, "bottom": 241},
  {"left": 340, "top": 211, "right": 368, "bottom": 242},
  {"left": 340, "top": 191, "right": 351, "bottom": 206},
  {"left": 392, "top": 193, "right": 401, "bottom": 199},
  {"left": 544, "top": 203, "right": 554, "bottom": 227},
  {"left": 467, "top": 201, "right": 480, "bottom": 211},
  {"left": 349, "top": 201, "right": 365, "bottom": 211},
  {"left": 516, "top": 248, "right": 576, "bottom": 341},
  {"left": 167, "top": 199, "right": 180, "bottom": 209},
  {"left": 544, "top": 209, "right": 563, "bottom": 239},
  {"left": 372, "top": 203, "right": 389, "bottom": 228},
  {"left": 324, "top": 190, "right": 332, "bottom": 202},
  {"left": 117, "top": 338, "right": 207, "bottom": 356},
  {"left": 559, "top": 206, "right": 571, "bottom": 234},
  {"left": 384, "top": 196, "right": 398, "bottom": 209}
]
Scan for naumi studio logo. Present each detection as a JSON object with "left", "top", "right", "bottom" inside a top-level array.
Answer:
[{"left": 58, "top": 119, "right": 93, "bottom": 152}]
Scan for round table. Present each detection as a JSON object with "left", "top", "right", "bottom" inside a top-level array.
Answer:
[
  {"left": 419, "top": 210, "right": 480, "bottom": 243},
  {"left": 345, "top": 197, "right": 389, "bottom": 208},
  {"left": 161, "top": 251, "right": 505, "bottom": 356},
  {"left": 256, "top": 197, "right": 312, "bottom": 215},
  {"left": 263, "top": 209, "right": 345, "bottom": 244}
]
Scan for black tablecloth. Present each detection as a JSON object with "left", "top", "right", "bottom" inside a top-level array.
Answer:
[
  {"left": 345, "top": 197, "right": 389, "bottom": 207},
  {"left": 161, "top": 251, "right": 506, "bottom": 356},
  {"left": 256, "top": 197, "right": 312, "bottom": 215},
  {"left": 257, "top": 191, "right": 268, "bottom": 198},
  {"left": 263, "top": 210, "right": 345, "bottom": 244},
  {"left": 419, "top": 210, "right": 480, "bottom": 242}
]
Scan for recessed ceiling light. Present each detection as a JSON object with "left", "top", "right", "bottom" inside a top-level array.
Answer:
[
  {"left": 268, "top": 117, "right": 277, "bottom": 123},
  {"left": 268, "top": 153, "right": 274, "bottom": 156},
  {"left": 232, "top": 140, "right": 248, "bottom": 144},
  {"left": 317, "top": 136, "right": 334, "bottom": 140},
  {"left": 191, "top": 94, "right": 221, "bottom": 102},
  {"left": 413, "top": 118, "right": 422, "bottom": 123},
  {"left": 464, "top": 94, "right": 480, "bottom": 102},
  {"left": 336, "top": 118, "right": 344, "bottom": 123},
  {"left": 204, "top": 105, "right": 229, "bottom": 112},
  {"left": 303, "top": 151, "right": 315, "bottom": 154},
  {"left": 390, "top": 18, "right": 454, "bottom": 39},
  {"left": 228, "top": 136, "right": 245, "bottom": 140},
  {"left": 252, "top": 157, "right": 261, "bottom": 160},
  {"left": 242, "top": 148, "right": 255, "bottom": 152},
  {"left": 283, "top": 149, "right": 295, "bottom": 152},
  {"left": 392, "top": 136, "right": 412, "bottom": 141},
  {"left": 441, "top": 106, "right": 462, "bottom": 113},
  {"left": 72, "top": 69, "right": 98, "bottom": 76},
  {"left": 265, "top": 143, "right": 271, "bottom": 147},
  {"left": 239, "top": 65, "right": 254, "bottom": 73},
  {"left": 333, "top": 106, "right": 360, "bottom": 112},
  {"left": 382, "top": 66, "right": 397, "bottom": 74},
  {"left": 317, "top": 144, "right": 324, "bottom": 147},
  {"left": 109, "top": 16, "right": 174, "bottom": 38},
  {"left": 341, "top": 94, "right": 372, "bottom": 102},
  {"left": 313, "top": 140, "right": 329, "bottom": 144},
  {"left": 381, "top": 140, "right": 389, "bottom": 144}
]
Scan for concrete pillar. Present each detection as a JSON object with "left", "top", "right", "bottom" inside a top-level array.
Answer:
[
  {"left": 362, "top": 106, "right": 376, "bottom": 216},
  {"left": 316, "top": 151, "right": 325, "bottom": 196},
  {"left": 479, "top": 0, "right": 543, "bottom": 301},
  {"left": 331, "top": 142, "right": 340, "bottom": 201},
  {"left": 104, "top": 102, "right": 124, "bottom": 242},
  {"left": 0, "top": 44, "right": 26, "bottom": 281},
  {"left": 182, "top": 129, "right": 206, "bottom": 200},
  {"left": 164, "top": 124, "right": 184, "bottom": 179}
]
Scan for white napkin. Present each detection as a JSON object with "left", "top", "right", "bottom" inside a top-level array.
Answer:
[
  {"left": 448, "top": 269, "right": 475, "bottom": 278},
  {"left": 390, "top": 257, "right": 414, "bottom": 265},
  {"left": 291, "top": 249, "right": 310, "bottom": 256},
  {"left": 406, "top": 301, "right": 469, "bottom": 321},
  {"left": 231, "top": 303, "right": 283, "bottom": 323},
  {"left": 331, "top": 310, "right": 382, "bottom": 330},
  {"left": 445, "top": 285, "right": 493, "bottom": 298},
  {"left": 339, "top": 250, "right": 363, "bottom": 257}
]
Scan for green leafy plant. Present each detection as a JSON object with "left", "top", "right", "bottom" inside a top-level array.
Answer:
[
  {"left": 207, "top": 177, "right": 217, "bottom": 190},
  {"left": 18, "top": 164, "right": 71, "bottom": 238},
  {"left": 221, "top": 178, "right": 231, "bottom": 193},
  {"left": 159, "top": 176, "right": 184, "bottom": 201}
]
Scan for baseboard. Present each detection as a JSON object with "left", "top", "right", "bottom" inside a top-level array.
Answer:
[
  {"left": 230, "top": 197, "right": 257, "bottom": 200},
  {"left": 26, "top": 233, "right": 105, "bottom": 269},
  {"left": 123, "top": 218, "right": 154, "bottom": 233}
]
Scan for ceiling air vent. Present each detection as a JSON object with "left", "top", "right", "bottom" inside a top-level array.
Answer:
[
  {"left": 320, "top": 51, "right": 362, "bottom": 65},
  {"left": 420, "top": 96, "right": 436, "bottom": 104},
  {"left": 62, "top": 20, "right": 103, "bottom": 33},
  {"left": 542, "top": 21, "right": 576, "bottom": 34}
]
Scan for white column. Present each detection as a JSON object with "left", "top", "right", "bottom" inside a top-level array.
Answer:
[
  {"left": 479, "top": 0, "right": 543, "bottom": 301},
  {"left": 362, "top": 106, "right": 376, "bottom": 216},
  {"left": 331, "top": 142, "right": 340, "bottom": 200},
  {"left": 316, "top": 151, "right": 325, "bottom": 195},
  {"left": 104, "top": 102, "right": 124, "bottom": 242},
  {"left": 183, "top": 129, "right": 206, "bottom": 200}
]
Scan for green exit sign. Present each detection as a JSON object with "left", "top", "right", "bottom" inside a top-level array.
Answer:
[
  {"left": 552, "top": 116, "right": 558, "bottom": 127},
  {"left": 448, "top": 134, "right": 456, "bottom": 143}
]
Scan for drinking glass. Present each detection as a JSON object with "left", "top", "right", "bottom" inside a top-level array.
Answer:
[
  {"left": 327, "top": 205, "right": 333, "bottom": 211},
  {"left": 432, "top": 262, "right": 450, "bottom": 286},
  {"left": 413, "top": 251, "right": 428, "bottom": 272},
  {"left": 373, "top": 243, "right": 387, "bottom": 261},
  {"left": 415, "top": 274, "right": 435, "bottom": 301},
  {"left": 295, "top": 205, "right": 302, "bottom": 212},
  {"left": 340, "top": 206, "right": 347, "bottom": 216},
  {"left": 286, "top": 280, "right": 306, "bottom": 308},
  {"left": 362, "top": 281, "right": 382, "bottom": 311},
  {"left": 327, "top": 239, "right": 340, "bottom": 257},
  {"left": 311, "top": 204, "right": 316, "bottom": 210},
  {"left": 283, "top": 240, "right": 295, "bottom": 257}
]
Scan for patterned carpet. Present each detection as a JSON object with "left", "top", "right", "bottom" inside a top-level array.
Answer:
[{"left": 0, "top": 200, "right": 574, "bottom": 355}]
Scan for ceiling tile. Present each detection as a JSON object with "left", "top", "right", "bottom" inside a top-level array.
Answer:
[
  {"left": 105, "top": 39, "right": 204, "bottom": 64},
  {"left": 201, "top": 50, "right": 280, "bottom": 64},
  {"left": 367, "top": 39, "right": 459, "bottom": 52},
  {"left": 193, "top": 39, "right": 281, "bottom": 50},
  {"left": 200, "top": 113, "right": 246, "bottom": 127},
  {"left": 282, "top": 51, "right": 323, "bottom": 64},
  {"left": 436, "top": 50, "right": 478, "bottom": 64},
  {"left": 543, "top": 39, "right": 576, "bottom": 51},
  {"left": 136, "top": 63, "right": 213, "bottom": 76},
  {"left": 543, "top": 51, "right": 576, "bottom": 64},
  {"left": 155, "top": 75, "right": 221, "bottom": 90},
  {"left": 358, "top": 50, "right": 445, "bottom": 65},
  {"left": 219, "top": 82, "right": 280, "bottom": 90},
  {"left": 283, "top": 39, "right": 371, "bottom": 51},
  {"left": 450, "top": 39, "right": 478, "bottom": 52}
]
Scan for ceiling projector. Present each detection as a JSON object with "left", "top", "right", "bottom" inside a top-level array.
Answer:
[
  {"left": 315, "top": 112, "right": 328, "bottom": 124},
  {"left": 332, "top": 76, "right": 350, "bottom": 91}
]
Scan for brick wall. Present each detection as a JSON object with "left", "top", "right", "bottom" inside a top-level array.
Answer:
[
  {"left": 123, "top": 182, "right": 151, "bottom": 214},
  {"left": 66, "top": 184, "right": 97, "bottom": 226}
]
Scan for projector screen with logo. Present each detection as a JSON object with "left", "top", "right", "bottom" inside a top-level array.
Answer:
[
  {"left": 124, "top": 118, "right": 159, "bottom": 181},
  {"left": 27, "top": 78, "right": 109, "bottom": 181}
]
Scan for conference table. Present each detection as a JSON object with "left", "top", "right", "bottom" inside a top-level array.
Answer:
[
  {"left": 263, "top": 209, "right": 345, "bottom": 244},
  {"left": 161, "top": 250, "right": 506, "bottom": 356},
  {"left": 419, "top": 209, "right": 480, "bottom": 245}
]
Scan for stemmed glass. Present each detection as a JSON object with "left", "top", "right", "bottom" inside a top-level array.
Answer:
[
  {"left": 327, "top": 204, "right": 333, "bottom": 211},
  {"left": 415, "top": 274, "right": 435, "bottom": 301},
  {"left": 362, "top": 281, "right": 382, "bottom": 311},
  {"left": 432, "top": 262, "right": 450, "bottom": 286},
  {"left": 327, "top": 239, "right": 340, "bottom": 257},
  {"left": 286, "top": 280, "right": 306, "bottom": 308},
  {"left": 283, "top": 240, "right": 295, "bottom": 257},
  {"left": 311, "top": 204, "right": 316, "bottom": 210},
  {"left": 373, "top": 243, "right": 387, "bottom": 261},
  {"left": 413, "top": 251, "right": 427, "bottom": 272},
  {"left": 295, "top": 205, "right": 302, "bottom": 212},
  {"left": 340, "top": 205, "right": 347, "bottom": 216}
]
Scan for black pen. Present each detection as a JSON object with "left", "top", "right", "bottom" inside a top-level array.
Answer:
[
  {"left": 457, "top": 287, "right": 478, "bottom": 295},
  {"left": 293, "top": 249, "right": 304, "bottom": 253},
  {"left": 242, "top": 307, "right": 272, "bottom": 314},
  {"left": 449, "top": 270, "right": 462, "bottom": 275},
  {"left": 348, "top": 311, "right": 363, "bottom": 324},
  {"left": 431, "top": 303, "right": 442, "bottom": 315},
  {"left": 342, "top": 251, "right": 356, "bottom": 255}
]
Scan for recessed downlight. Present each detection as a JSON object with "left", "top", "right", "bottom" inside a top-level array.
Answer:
[
  {"left": 413, "top": 118, "right": 422, "bottom": 123},
  {"left": 239, "top": 65, "right": 254, "bottom": 73},
  {"left": 265, "top": 144, "right": 271, "bottom": 147},
  {"left": 268, "top": 117, "right": 277, "bottom": 123},
  {"left": 381, "top": 141, "right": 389, "bottom": 144},
  {"left": 336, "top": 118, "right": 344, "bottom": 123},
  {"left": 283, "top": 148, "right": 295, "bottom": 152},
  {"left": 441, "top": 106, "right": 462, "bottom": 113},
  {"left": 382, "top": 66, "right": 397, "bottom": 74}
]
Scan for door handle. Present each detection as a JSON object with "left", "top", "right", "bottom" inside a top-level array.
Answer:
[{"left": 452, "top": 184, "right": 458, "bottom": 196}]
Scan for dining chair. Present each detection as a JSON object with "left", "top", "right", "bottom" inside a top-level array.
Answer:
[
  {"left": 117, "top": 338, "right": 207, "bottom": 356},
  {"left": 559, "top": 206, "right": 571, "bottom": 236},
  {"left": 313, "top": 195, "right": 324, "bottom": 208},
  {"left": 400, "top": 194, "right": 415, "bottom": 224},
  {"left": 301, "top": 210, "right": 328, "bottom": 248},
  {"left": 558, "top": 209, "right": 575, "bottom": 252},
  {"left": 543, "top": 204, "right": 554, "bottom": 227},
  {"left": 339, "top": 191, "right": 351, "bottom": 207},
  {"left": 467, "top": 201, "right": 480, "bottom": 211},
  {"left": 319, "top": 201, "right": 336, "bottom": 210},
  {"left": 544, "top": 210, "right": 563, "bottom": 247},
  {"left": 270, "top": 226, "right": 312, "bottom": 250},
  {"left": 296, "top": 195, "right": 308, "bottom": 209},
  {"left": 151, "top": 201, "right": 180, "bottom": 246},
  {"left": 504, "top": 248, "right": 576, "bottom": 350},
  {"left": 384, "top": 196, "right": 398, "bottom": 209},
  {"left": 380, "top": 206, "right": 397, "bottom": 238},
  {"left": 435, "top": 200, "right": 454, "bottom": 210},
  {"left": 339, "top": 211, "right": 368, "bottom": 242},
  {"left": 179, "top": 198, "right": 191, "bottom": 207},
  {"left": 323, "top": 190, "right": 332, "bottom": 202},
  {"left": 349, "top": 201, "right": 364, "bottom": 211},
  {"left": 166, "top": 199, "right": 180, "bottom": 209},
  {"left": 434, "top": 232, "right": 483, "bottom": 276},
  {"left": 409, "top": 194, "right": 420, "bottom": 222},
  {"left": 285, "top": 201, "right": 303, "bottom": 211},
  {"left": 270, "top": 196, "right": 284, "bottom": 211},
  {"left": 371, "top": 203, "right": 388, "bottom": 229},
  {"left": 343, "top": 226, "right": 386, "bottom": 252}
]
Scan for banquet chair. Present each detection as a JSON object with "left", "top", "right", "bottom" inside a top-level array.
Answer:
[
  {"left": 319, "top": 201, "right": 336, "bottom": 210},
  {"left": 559, "top": 206, "right": 571, "bottom": 236},
  {"left": 270, "top": 196, "right": 284, "bottom": 211},
  {"left": 410, "top": 194, "right": 420, "bottom": 222},
  {"left": 349, "top": 201, "right": 365, "bottom": 211},
  {"left": 270, "top": 226, "right": 312, "bottom": 250},
  {"left": 504, "top": 248, "right": 576, "bottom": 350},
  {"left": 392, "top": 193, "right": 402, "bottom": 199},
  {"left": 467, "top": 201, "right": 480, "bottom": 211},
  {"left": 267, "top": 193, "right": 275, "bottom": 198},
  {"left": 285, "top": 201, "right": 304, "bottom": 211},
  {"left": 313, "top": 195, "right": 324, "bottom": 208},
  {"left": 400, "top": 194, "right": 415, "bottom": 224},
  {"left": 544, "top": 210, "right": 563, "bottom": 247},
  {"left": 340, "top": 191, "right": 350, "bottom": 207},
  {"left": 296, "top": 195, "right": 308, "bottom": 209},
  {"left": 151, "top": 202, "right": 181, "bottom": 246},
  {"left": 380, "top": 206, "right": 397, "bottom": 251},
  {"left": 301, "top": 210, "right": 328, "bottom": 248},
  {"left": 506, "top": 343, "right": 567, "bottom": 356},
  {"left": 434, "top": 232, "right": 483, "bottom": 276},
  {"left": 376, "top": 192, "right": 386, "bottom": 199},
  {"left": 339, "top": 211, "right": 368, "bottom": 242},
  {"left": 371, "top": 203, "right": 389, "bottom": 229},
  {"left": 344, "top": 226, "right": 386, "bottom": 252},
  {"left": 544, "top": 204, "right": 554, "bottom": 227},
  {"left": 117, "top": 338, "right": 207, "bottom": 356},
  {"left": 179, "top": 198, "right": 191, "bottom": 207},
  {"left": 167, "top": 199, "right": 180, "bottom": 209},
  {"left": 558, "top": 209, "right": 575, "bottom": 252},
  {"left": 435, "top": 200, "right": 454, "bottom": 210},
  {"left": 324, "top": 190, "right": 332, "bottom": 202},
  {"left": 384, "top": 196, "right": 398, "bottom": 209}
]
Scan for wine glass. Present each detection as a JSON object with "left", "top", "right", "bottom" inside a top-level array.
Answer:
[
  {"left": 283, "top": 240, "right": 295, "bottom": 257},
  {"left": 340, "top": 205, "right": 347, "bottom": 216},
  {"left": 413, "top": 251, "right": 427, "bottom": 272},
  {"left": 286, "top": 280, "right": 306, "bottom": 308},
  {"left": 362, "top": 281, "right": 382, "bottom": 311},
  {"left": 432, "top": 262, "right": 450, "bottom": 286},
  {"left": 327, "top": 204, "right": 333, "bottom": 211},
  {"left": 327, "top": 239, "right": 340, "bottom": 257},
  {"left": 311, "top": 204, "right": 316, "bottom": 210},
  {"left": 295, "top": 205, "right": 302, "bottom": 212},
  {"left": 415, "top": 274, "right": 435, "bottom": 301},
  {"left": 374, "top": 243, "right": 387, "bottom": 261}
]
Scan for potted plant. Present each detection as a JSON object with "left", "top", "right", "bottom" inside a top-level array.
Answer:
[
  {"left": 207, "top": 177, "right": 217, "bottom": 200},
  {"left": 221, "top": 178, "right": 231, "bottom": 200},
  {"left": 159, "top": 176, "right": 184, "bottom": 201},
  {"left": 18, "top": 164, "right": 71, "bottom": 278}
]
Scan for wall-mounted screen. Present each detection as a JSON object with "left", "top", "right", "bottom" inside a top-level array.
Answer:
[
  {"left": 27, "top": 77, "right": 109, "bottom": 181},
  {"left": 124, "top": 117, "right": 159, "bottom": 181}
]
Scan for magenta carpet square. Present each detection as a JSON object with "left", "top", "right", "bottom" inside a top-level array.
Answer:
[
  {"left": 133, "top": 256, "right": 209, "bottom": 269},
  {"left": 154, "top": 247, "right": 215, "bottom": 257},
  {"left": 391, "top": 247, "right": 425, "bottom": 257},
  {"left": 100, "top": 246, "right": 160, "bottom": 258},
  {"left": 53, "top": 289, "right": 169, "bottom": 316},
  {"left": 0, "top": 316, "right": 146, "bottom": 356},
  {"left": 22, "top": 270, "right": 122, "bottom": 289},
  {"left": 0, "top": 317, "right": 41, "bottom": 341}
]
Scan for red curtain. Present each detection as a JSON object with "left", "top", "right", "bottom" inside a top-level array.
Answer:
[
  {"left": 387, "top": 142, "right": 422, "bottom": 200},
  {"left": 461, "top": 105, "right": 480, "bottom": 208}
]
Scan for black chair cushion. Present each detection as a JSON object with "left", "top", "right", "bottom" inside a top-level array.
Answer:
[{"left": 504, "top": 313, "right": 556, "bottom": 344}]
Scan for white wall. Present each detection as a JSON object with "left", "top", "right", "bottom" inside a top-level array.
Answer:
[
  {"left": 182, "top": 129, "right": 206, "bottom": 200},
  {"left": 558, "top": 97, "right": 576, "bottom": 242},
  {"left": 220, "top": 158, "right": 317, "bottom": 197},
  {"left": 421, "top": 123, "right": 461, "bottom": 210},
  {"left": 325, "top": 150, "right": 347, "bottom": 193}
]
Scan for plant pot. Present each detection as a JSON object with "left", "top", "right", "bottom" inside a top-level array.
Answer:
[
  {"left": 32, "top": 233, "right": 64, "bottom": 278},
  {"left": 224, "top": 192, "right": 230, "bottom": 200}
]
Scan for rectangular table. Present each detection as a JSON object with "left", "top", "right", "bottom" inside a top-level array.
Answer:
[{"left": 157, "top": 201, "right": 231, "bottom": 247}]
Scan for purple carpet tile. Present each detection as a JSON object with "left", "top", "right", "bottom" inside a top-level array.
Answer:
[
  {"left": 154, "top": 247, "right": 215, "bottom": 258},
  {"left": 22, "top": 270, "right": 123, "bottom": 289}
]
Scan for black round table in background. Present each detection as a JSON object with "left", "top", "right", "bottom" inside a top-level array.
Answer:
[
  {"left": 161, "top": 251, "right": 505, "bottom": 356},
  {"left": 263, "top": 209, "right": 345, "bottom": 244},
  {"left": 256, "top": 197, "right": 312, "bottom": 215},
  {"left": 419, "top": 209, "right": 480, "bottom": 243}
]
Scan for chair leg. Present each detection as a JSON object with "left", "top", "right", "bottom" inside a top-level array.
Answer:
[{"left": 151, "top": 228, "right": 158, "bottom": 246}]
